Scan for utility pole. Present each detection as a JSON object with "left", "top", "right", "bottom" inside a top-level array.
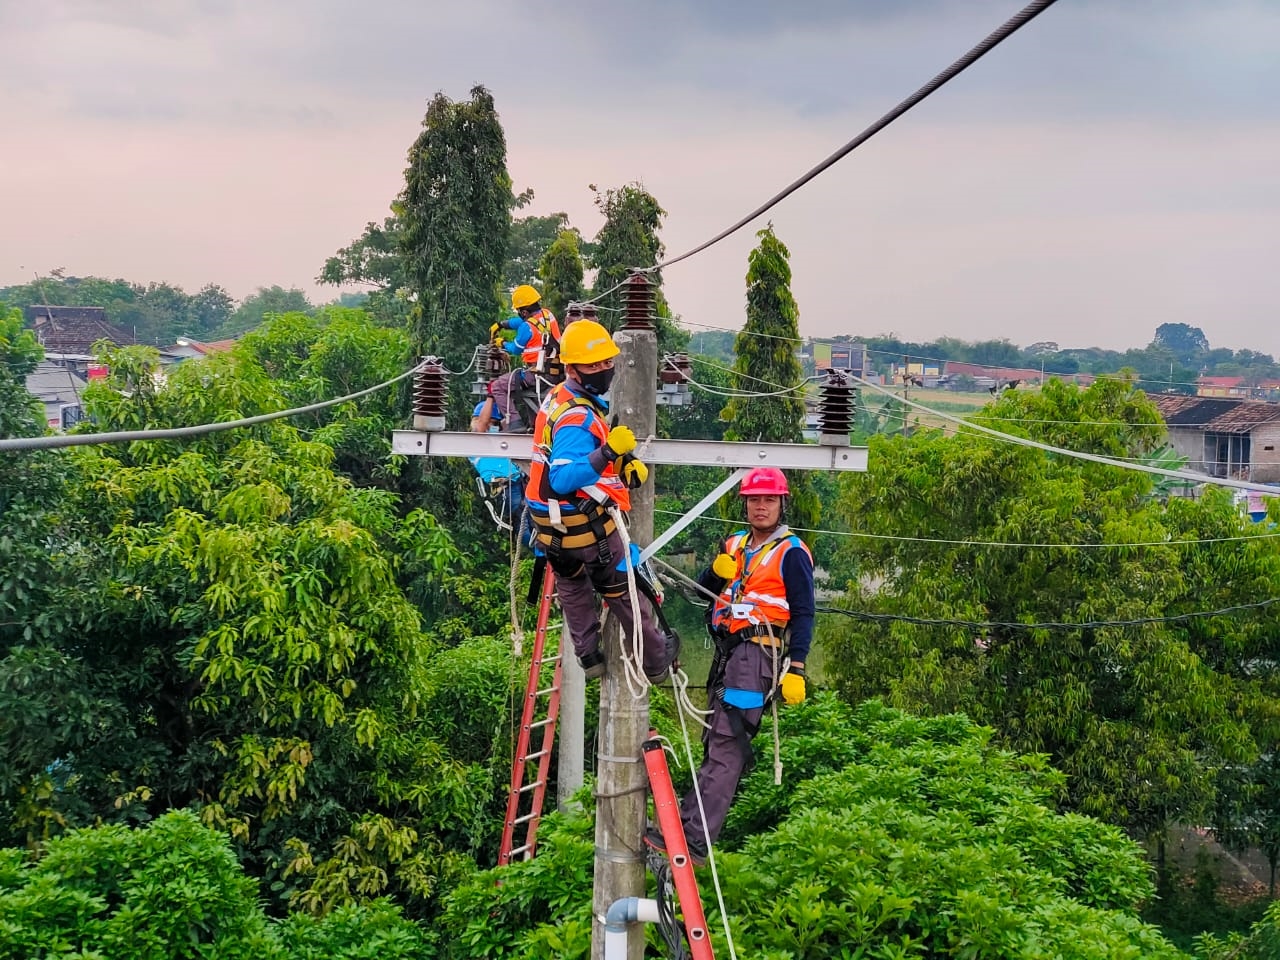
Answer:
[
  {"left": 901, "top": 354, "right": 910, "bottom": 438},
  {"left": 557, "top": 622, "right": 584, "bottom": 811},
  {"left": 591, "top": 274, "right": 657, "bottom": 960}
]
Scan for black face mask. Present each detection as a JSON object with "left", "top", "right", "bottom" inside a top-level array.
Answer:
[{"left": 579, "top": 367, "right": 616, "bottom": 397}]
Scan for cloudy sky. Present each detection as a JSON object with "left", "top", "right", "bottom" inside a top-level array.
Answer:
[{"left": 2, "top": 0, "right": 1277, "bottom": 356}]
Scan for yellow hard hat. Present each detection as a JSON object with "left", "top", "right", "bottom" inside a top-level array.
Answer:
[
  {"left": 511, "top": 284, "right": 541, "bottom": 310},
  {"left": 559, "top": 319, "right": 620, "bottom": 365}
]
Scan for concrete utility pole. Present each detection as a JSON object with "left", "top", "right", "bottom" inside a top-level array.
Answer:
[
  {"left": 557, "top": 622, "right": 584, "bottom": 811},
  {"left": 591, "top": 275, "right": 657, "bottom": 960}
]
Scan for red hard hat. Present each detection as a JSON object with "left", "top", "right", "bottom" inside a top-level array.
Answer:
[{"left": 739, "top": 467, "right": 789, "bottom": 496}]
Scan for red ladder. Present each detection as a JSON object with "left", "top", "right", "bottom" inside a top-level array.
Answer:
[
  {"left": 498, "top": 570, "right": 563, "bottom": 865},
  {"left": 642, "top": 730, "right": 716, "bottom": 960}
]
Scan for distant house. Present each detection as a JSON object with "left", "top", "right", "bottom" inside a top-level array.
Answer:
[
  {"left": 1152, "top": 395, "right": 1280, "bottom": 482},
  {"left": 161, "top": 337, "right": 238, "bottom": 363},
  {"left": 25, "top": 360, "right": 89, "bottom": 431},
  {"left": 25, "top": 305, "right": 134, "bottom": 354},
  {"left": 1196, "top": 376, "right": 1247, "bottom": 398}
]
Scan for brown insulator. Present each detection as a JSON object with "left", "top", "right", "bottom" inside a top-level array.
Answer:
[
  {"left": 621, "top": 273, "right": 655, "bottom": 331},
  {"left": 412, "top": 358, "right": 447, "bottom": 431},
  {"left": 817, "top": 368, "right": 854, "bottom": 445}
]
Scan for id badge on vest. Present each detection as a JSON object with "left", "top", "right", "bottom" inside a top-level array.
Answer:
[{"left": 731, "top": 602, "right": 754, "bottom": 621}]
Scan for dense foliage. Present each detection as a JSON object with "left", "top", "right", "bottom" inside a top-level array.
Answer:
[
  {"left": 438, "top": 697, "right": 1193, "bottom": 958},
  {"left": 823, "top": 378, "right": 1280, "bottom": 838},
  {"left": 0, "top": 811, "right": 432, "bottom": 959}
]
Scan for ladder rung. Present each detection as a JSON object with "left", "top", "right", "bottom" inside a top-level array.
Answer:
[
  {"left": 530, "top": 717, "right": 554, "bottom": 730},
  {"left": 524, "top": 749, "right": 549, "bottom": 761},
  {"left": 536, "top": 685, "right": 558, "bottom": 696},
  {"left": 514, "top": 812, "right": 539, "bottom": 825},
  {"left": 508, "top": 843, "right": 533, "bottom": 857},
  {"left": 519, "top": 780, "right": 544, "bottom": 794}
]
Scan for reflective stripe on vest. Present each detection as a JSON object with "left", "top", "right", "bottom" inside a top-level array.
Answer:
[
  {"left": 521, "top": 309, "right": 562, "bottom": 366},
  {"left": 525, "top": 383, "right": 631, "bottom": 517},
  {"left": 710, "top": 530, "right": 811, "bottom": 634}
]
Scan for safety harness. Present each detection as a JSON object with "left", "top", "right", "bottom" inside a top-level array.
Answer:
[{"left": 529, "top": 393, "right": 619, "bottom": 563}]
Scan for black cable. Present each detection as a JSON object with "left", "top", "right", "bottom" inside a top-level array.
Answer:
[
  {"left": 651, "top": 857, "right": 689, "bottom": 960},
  {"left": 0, "top": 358, "right": 428, "bottom": 452},
  {"left": 819, "top": 597, "right": 1280, "bottom": 631},
  {"left": 656, "top": 0, "right": 1061, "bottom": 270}
]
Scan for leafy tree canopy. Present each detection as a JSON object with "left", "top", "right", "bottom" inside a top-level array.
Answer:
[
  {"left": 442, "top": 697, "right": 1190, "bottom": 959},
  {"left": 822, "top": 378, "right": 1280, "bottom": 836}
]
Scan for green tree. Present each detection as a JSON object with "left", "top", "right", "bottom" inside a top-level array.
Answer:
[
  {"left": 1, "top": 346, "right": 504, "bottom": 914},
  {"left": 588, "top": 183, "right": 687, "bottom": 354},
  {"left": 192, "top": 283, "right": 236, "bottom": 336},
  {"left": 506, "top": 194, "right": 570, "bottom": 292},
  {"left": 823, "top": 378, "right": 1276, "bottom": 837},
  {"left": 213, "top": 286, "right": 313, "bottom": 339},
  {"left": 536, "top": 229, "right": 586, "bottom": 319},
  {"left": 0, "top": 811, "right": 433, "bottom": 959},
  {"left": 400, "top": 85, "right": 511, "bottom": 363},
  {"left": 1153, "top": 322, "right": 1210, "bottom": 365},
  {"left": 235, "top": 308, "right": 411, "bottom": 487},
  {"left": 317, "top": 214, "right": 413, "bottom": 327},
  {"left": 720, "top": 225, "right": 818, "bottom": 529},
  {"left": 442, "top": 697, "right": 1190, "bottom": 959}
]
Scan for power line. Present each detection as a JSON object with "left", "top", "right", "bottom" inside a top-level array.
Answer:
[
  {"left": 652, "top": 508, "right": 1280, "bottom": 550},
  {"left": 0, "top": 358, "right": 429, "bottom": 452},
  {"left": 820, "top": 597, "right": 1280, "bottom": 631},
  {"left": 655, "top": 0, "right": 1062, "bottom": 270},
  {"left": 855, "top": 376, "right": 1280, "bottom": 495}
]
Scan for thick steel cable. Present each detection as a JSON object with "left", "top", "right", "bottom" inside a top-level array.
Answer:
[
  {"left": 0, "top": 358, "right": 430, "bottom": 452},
  {"left": 655, "top": 0, "right": 1062, "bottom": 270}
]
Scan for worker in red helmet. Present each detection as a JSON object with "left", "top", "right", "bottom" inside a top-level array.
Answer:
[{"left": 645, "top": 466, "right": 814, "bottom": 866}]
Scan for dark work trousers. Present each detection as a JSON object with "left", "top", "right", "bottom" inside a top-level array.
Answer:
[
  {"left": 550, "top": 526, "right": 669, "bottom": 676},
  {"left": 488, "top": 369, "right": 536, "bottom": 433},
  {"left": 679, "top": 639, "right": 781, "bottom": 849}
]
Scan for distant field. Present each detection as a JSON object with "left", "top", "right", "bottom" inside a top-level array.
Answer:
[{"left": 867, "top": 386, "right": 996, "bottom": 432}]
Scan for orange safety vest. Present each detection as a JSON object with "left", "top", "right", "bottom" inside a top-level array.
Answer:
[
  {"left": 710, "top": 529, "right": 812, "bottom": 640},
  {"left": 521, "top": 308, "right": 562, "bottom": 367},
  {"left": 525, "top": 383, "right": 629, "bottom": 550}
]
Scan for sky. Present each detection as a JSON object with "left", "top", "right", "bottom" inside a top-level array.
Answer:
[{"left": 2, "top": 0, "right": 1278, "bottom": 356}]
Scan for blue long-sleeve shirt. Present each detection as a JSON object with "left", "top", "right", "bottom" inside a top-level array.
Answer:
[
  {"left": 545, "top": 381, "right": 613, "bottom": 501},
  {"left": 699, "top": 533, "right": 815, "bottom": 663},
  {"left": 501, "top": 315, "right": 537, "bottom": 356}
]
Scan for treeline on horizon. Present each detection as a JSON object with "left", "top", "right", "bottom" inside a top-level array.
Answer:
[{"left": 9, "top": 271, "right": 1277, "bottom": 395}]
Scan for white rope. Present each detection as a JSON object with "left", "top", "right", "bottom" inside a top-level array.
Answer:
[
  {"left": 611, "top": 508, "right": 657, "bottom": 699},
  {"left": 672, "top": 703, "right": 739, "bottom": 959}
]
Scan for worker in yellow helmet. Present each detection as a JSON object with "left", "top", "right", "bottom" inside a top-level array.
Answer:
[
  {"left": 525, "top": 319, "right": 675, "bottom": 682},
  {"left": 486, "top": 284, "right": 562, "bottom": 432}
]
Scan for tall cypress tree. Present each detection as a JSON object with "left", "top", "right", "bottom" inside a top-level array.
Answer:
[
  {"left": 722, "top": 225, "right": 818, "bottom": 530},
  {"left": 400, "top": 86, "right": 512, "bottom": 362}
]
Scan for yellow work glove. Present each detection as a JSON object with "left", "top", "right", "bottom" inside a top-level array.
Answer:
[
  {"left": 780, "top": 666, "right": 806, "bottom": 706},
  {"left": 604, "top": 424, "right": 637, "bottom": 457},
  {"left": 615, "top": 454, "right": 649, "bottom": 489},
  {"left": 711, "top": 552, "right": 737, "bottom": 581}
]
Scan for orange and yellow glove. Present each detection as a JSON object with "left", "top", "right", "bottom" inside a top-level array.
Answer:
[{"left": 780, "top": 665, "right": 806, "bottom": 705}]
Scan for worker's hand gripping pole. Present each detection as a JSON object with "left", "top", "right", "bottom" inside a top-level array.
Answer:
[{"left": 642, "top": 731, "right": 714, "bottom": 958}]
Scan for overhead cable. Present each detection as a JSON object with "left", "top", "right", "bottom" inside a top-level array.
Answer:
[
  {"left": 0, "top": 358, "right": 430, "bottom": 452},
  {"left": 654, "top": 0, "right": 1062, "bottom": 270},
  {"left": 652, "top": 508, "right": 1280, "bottom": 550},
  {"left": 821, "top": 597, "right": 1280, "bottom": 631},
  {"left": 855, "top": 376, "right": 1280, "bottom": 495}
]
